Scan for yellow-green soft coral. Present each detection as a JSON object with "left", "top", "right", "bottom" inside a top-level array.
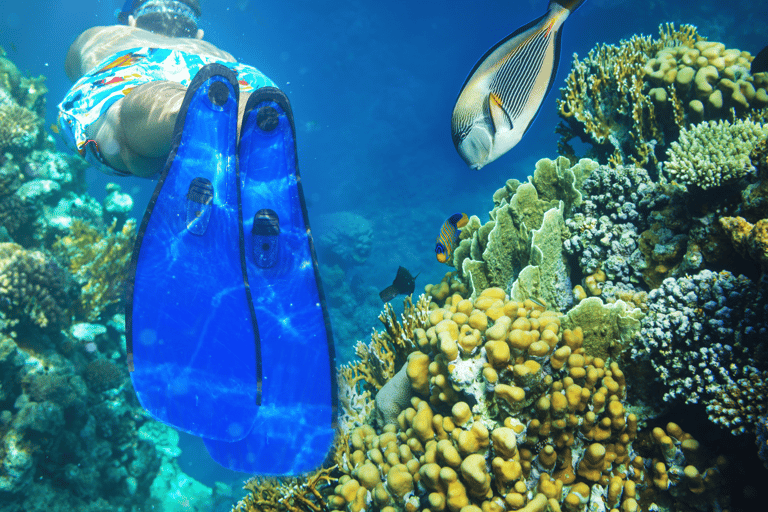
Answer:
[
  {"left": 449, "top": 157, "right": 596, "bottom": 310},
  {"left": 53, "top": 219, "right": 136, "bottom": 322},
  {"left": 664, "top": 119, "right": 768, "bottom": 189}
]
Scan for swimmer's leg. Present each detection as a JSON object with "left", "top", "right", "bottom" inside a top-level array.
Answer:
[
  {"left": 127, "top": 64, "right": 263, "bottom": 442},
  {"left": 92, "top": 81, "right": 253, "bottom": 177}
]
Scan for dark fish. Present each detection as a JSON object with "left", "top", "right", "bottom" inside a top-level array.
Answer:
[
  {"left": 379, "top": 266, "right": 418, "bottom": 302},
  {"left": 451, "top": 0, "right": 586, "bottom": 169},
  {"left": 753, "top": 45, "right": 768, "bottom": 74},
  {"left": 436, "top": 213, "right": 468, "bottom": 264}
]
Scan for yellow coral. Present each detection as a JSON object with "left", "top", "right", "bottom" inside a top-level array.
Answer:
[{"left": 53, "top": 218, "right": 136, "bottom": 322}]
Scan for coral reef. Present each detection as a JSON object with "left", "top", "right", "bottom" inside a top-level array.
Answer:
[
  {"left": 0, "top": 50, "right": 216, "bottom": 512},
  {"left": 557, "top": 23, "right": 768, "bottom": 172},
  {"left": 0, "top": 243, "right": 73, "bottom": 329},
  {"left": 0, "top": 88, "right": 40, "bottom": 154},
  {"left": 238, "top": 289, "right": 729, "bottom": 512},
  {"left": 315, "top": 211, "right": 374, "bottom": 267}
]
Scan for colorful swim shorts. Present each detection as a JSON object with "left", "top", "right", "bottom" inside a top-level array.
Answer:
[{"left": 58, "top": 47, "right": 275, "bottom": 176}]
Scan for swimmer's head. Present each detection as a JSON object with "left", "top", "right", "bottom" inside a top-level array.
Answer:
[{"left": 118, "top": 0, "right": 203, "bottom": 39}]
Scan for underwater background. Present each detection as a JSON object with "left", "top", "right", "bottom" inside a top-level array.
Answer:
[{"left": 1, "top": 0, "right": 768, "bottom": 510}]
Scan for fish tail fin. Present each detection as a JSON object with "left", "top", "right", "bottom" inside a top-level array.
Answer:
[{"left": 548, "top": 0, "right": 586, "bottom": 13}]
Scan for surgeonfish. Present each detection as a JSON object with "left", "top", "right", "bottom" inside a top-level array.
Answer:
[
  {"left": 436, "top": 213, "right": 469, "bottom": 264},
  {"left": 451, "top": 0, "right": 587, "bottom": 169},
  {"left": 379, "top": 266, "right": 419, "bottom": 302}
]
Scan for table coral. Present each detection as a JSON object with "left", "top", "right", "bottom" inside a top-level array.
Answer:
[
  {"left": 633, "top": 269, "right": 768, "bottom": 436},
  {"left": 557, "top": 23, "right": 768, "bottom": 173}
]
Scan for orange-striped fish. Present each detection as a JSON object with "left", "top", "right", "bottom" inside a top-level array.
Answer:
[
  {"left": 436, "top": 213, "right": 469, "bottom": 264},
  {"left": 452, "top": 0, "right": 586, "bottom": 169}
]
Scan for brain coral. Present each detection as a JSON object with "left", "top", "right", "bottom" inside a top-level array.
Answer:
[{"left": 664, "top": 119, "right": 768, "bottom": 190}]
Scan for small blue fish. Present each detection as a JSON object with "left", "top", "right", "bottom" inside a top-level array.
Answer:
[
  {"left": 436, "top": 213, "right": 469, "bottom": 264},
  {"left": 452, "top": 0, "right": 586, "bottom": 169}
]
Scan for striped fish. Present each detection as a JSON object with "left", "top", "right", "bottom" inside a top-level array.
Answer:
[
  {"left": 451, "top": 0, "right": 586, "bottom": 169},
  {"left": 436, "top": 213, "right": 469, "bottom": 264}
]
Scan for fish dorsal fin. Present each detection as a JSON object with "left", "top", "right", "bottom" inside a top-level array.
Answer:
[
  {"left": 394, "top": 266, "right": 412, "bottom": 285},
  {"left": 489, "top": 92, "right": 513, "bottom": 133}
]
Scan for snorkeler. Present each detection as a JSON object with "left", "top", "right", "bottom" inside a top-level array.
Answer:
[{"left": 58, "top": 0, "right": 336, "bottom": 476}]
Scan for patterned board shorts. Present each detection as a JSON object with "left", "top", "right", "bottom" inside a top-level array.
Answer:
[{"left": 57, "top": 47, "right": 275, "bottom": 176}]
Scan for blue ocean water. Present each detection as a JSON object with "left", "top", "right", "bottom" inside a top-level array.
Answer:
[{"left": 1, "top": 0, "right": 768, "bottom": 506}]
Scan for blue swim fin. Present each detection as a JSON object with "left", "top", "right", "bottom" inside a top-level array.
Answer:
[
  {"left": 127, "top": 64, "right": 262, "bottom": 442},
  {"left": 203, "top": 88, "right": 336, "bottom": 475}
]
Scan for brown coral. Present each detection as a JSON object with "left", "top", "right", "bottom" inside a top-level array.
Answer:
[
  {"left": 0, "top": 88, "right": 40, "bottom": 153},
  {"left": 0, "top": 242, "right": 72, "bottom": 329}
]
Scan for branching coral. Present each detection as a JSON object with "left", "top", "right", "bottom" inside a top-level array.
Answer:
[
  {"left": 53, "top": 218, "right": 136, "bottom": 322},
  {"left": 665, "top": 119, "right": 768, "bottom": 189}
]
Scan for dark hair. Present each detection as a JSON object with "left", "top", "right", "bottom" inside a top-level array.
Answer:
[{"left": 128, "top": 0, "right": 202, "bottom": 38}]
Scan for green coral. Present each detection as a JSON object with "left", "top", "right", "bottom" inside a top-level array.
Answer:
[
  {"left": 510, "top": 201, "right": 572, "bottom": 311},
  {"left": 560, "top": 297, "right": 644, "bottom": 360},
  {"left": 450, "top": 157, "right": 587, "bottom": 308},
  {"left": 665, "top": 119, "right": 768, "bottom": 189},
  {"left": 53, "top": 219, "right": 136, "bottom": 322}
]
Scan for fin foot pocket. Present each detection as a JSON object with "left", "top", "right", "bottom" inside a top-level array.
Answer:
[
  {"left": 251, "top": 208, "right": 280, "bottom": 268},
  {"left": 185, "top": 177, "right": 213, "bottom": 235}
]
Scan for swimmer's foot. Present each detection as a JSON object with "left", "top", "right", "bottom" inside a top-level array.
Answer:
[
  {"left": 202, "top": 87, "right": 337, "bottom": 476},
  {"left": 127, "top": 64, "right": 262, "bottom": 444}
]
